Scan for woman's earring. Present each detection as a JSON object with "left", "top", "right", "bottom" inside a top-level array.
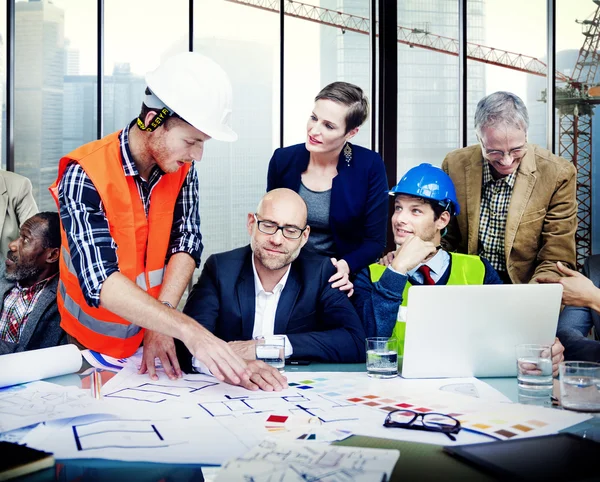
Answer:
[{"left": 343, "top": 143, "right": 352, "bottom": 166}]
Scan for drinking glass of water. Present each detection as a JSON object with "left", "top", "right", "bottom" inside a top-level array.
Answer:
[
  {"left": 366, "top": 337, "right": 398, "bottom": 379},
  {"left": 515, "top": 344, "right": 553, "bottom": 391},
  {"left": 254, "top": 335, "right": 286, "bottom": 372},
  {"left": 559, "top": 361, "right": 600, "bottom": 413}
]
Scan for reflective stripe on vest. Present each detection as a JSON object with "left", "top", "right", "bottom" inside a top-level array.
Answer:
[{"left": 58, "top": 280, "right": 142, "bottom": 339}]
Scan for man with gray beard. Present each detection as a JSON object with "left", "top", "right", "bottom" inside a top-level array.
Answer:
[
  {"left": 176, "top": 188, "right": 365, "bottom": 381},
  {"left": 0, "top": 212, "right": 65, "bottom": 353}
]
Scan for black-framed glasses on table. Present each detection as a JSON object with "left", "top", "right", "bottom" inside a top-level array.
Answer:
[{"left": 383, "top": 409, "right": 462, "bottom": 441}]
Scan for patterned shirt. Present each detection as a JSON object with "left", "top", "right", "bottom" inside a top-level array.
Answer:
[
  {"left": 0, "top": 274, "right": 57, "bottom": 343},
  {"left": 58, "top": 121, "right": 203, "bottom": 308},
  {"left": 478, "top": 161, "right": 517, "bottom": 273}
]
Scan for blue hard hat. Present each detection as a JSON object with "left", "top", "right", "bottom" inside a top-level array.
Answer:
[{"left": 388, "top": 163, "right": 460, "bottom": 216}]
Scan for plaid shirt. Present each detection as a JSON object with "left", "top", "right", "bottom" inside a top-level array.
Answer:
[
  {"left": 478, "top": 161, "right": 517, "bottom": 273},
  {"left": 58, "top": 121, "right": 203, "bottom": 308},
  {"left": 0, "top": 274, "right": 57, "bottom": 343}
]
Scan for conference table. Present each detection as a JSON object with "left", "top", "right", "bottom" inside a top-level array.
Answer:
[{"left": 17, "top": 362, "right": 600, "bottom": 482}]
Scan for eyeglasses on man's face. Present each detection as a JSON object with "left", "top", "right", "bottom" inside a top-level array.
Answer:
[
  {"left": 479, "top": 138, "right": 527, "bottom": 163},
  {"left": 383, "top": 409, "right": 462, "bottom": 441},
  {"left": 253, "top": 214, "right": 308, "bottom": 240}
]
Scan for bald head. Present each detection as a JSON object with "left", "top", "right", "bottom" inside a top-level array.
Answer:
[
  {"left": 248, "top": 188, "right": 310, "bottom": 273},
  {"left": 256, "top": 188, "right": 308, "bottom": 227}
]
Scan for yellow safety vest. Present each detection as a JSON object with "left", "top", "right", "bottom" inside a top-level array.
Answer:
[{"left": 368, "top": 253, "right": 486, "bottom": 356}]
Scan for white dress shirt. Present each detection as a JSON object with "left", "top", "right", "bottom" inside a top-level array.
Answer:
[
  {"left": 192, "top": 257, "right": 294, "bottom": 373},
  {"left": 251, "top": 256, "right": 293, "bottom": 357}
]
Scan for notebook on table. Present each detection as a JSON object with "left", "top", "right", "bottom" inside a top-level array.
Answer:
[{"left": 0, "top": 442, "right": 54, "bottom": 481}]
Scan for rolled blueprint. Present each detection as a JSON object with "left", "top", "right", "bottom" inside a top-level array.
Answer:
[{"left": 0, "top": 344, "right": 82, "bottom": 388}]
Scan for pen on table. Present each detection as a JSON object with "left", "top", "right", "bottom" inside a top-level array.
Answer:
[{"left": 91, "top": 368, "right": 103, "bottom": 400}]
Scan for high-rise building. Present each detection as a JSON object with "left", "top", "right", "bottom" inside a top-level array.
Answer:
[
  {"left": 62, "top": 63, "right": 145, "bottom": 155},
  {"left": 64, "top": 39, "right": 80, "bottom": 75},
  {"left": 15, "top": 0, "right": 65, "bottom": 211}
]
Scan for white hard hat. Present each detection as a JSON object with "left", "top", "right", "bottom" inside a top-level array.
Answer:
[{"left": 144, "top": 52, "right": 237, "bottom": 142}]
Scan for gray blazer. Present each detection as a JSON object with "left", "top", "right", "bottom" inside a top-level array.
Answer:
[
  {"left": 0, "top": 171, "right": 39, "bottom": 260},
  {"left": 556, "top": 255, "right": 600, "bottom": 362},
  {"left": 0, "top": 266, "right": 65, "bottom": 354}
]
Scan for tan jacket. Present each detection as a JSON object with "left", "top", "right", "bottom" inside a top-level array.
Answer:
[
  {"left": 441, "top": 144, "right": 577, "bottom": 284},
  {"left": 0, "top": 171, "right": 39, "bottom": 259}
]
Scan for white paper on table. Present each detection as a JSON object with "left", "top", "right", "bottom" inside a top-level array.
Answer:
[
  {"left": 395, "top": 376, "right": 512, "bottom": 403},
  {"left": 215, "top": 439, "right": 400, "bottom": 482},
  {"left": 0, "top": 380, "right": 115, "bottom": 432},
  {"left": 282, "top": 372, "right": 511, "bottom": 403},
  {"left": 23, "top": 413, "right": 252, "bottom": 465},
  {"left": 99, "top": 368, "right": 507, "bottom": 447},
  {"left": 100, "top": 364, "right": 228, "bottom": 418},
  {"left": 0, "top": 424, "right": 38, "bottom": 443},
  {"left": 0, "top": 344, "right": 82, "bottom": 388}
]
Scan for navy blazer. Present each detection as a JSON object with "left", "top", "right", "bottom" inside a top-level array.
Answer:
[
  {"left": 267, "top": 142, "right": 388, "bottom": 274},
  {"left": 176, "top": 246, "right": 366, "bottom": 372},
  {"left": 557, "top": 255, "right": 600, "bottom": 362}
]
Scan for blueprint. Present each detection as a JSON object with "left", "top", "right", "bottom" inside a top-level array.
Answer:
[
  {"left": 22, "top": 414, "right": 251, "bottom": 465},
  {"left": 0, "top": 381, "right": 112, "bottom": 432},
  {"left": 215, "top": 439, "right": 400, "bottom": 482}
]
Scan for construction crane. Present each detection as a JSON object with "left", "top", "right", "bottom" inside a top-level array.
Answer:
[
  {"left": 226, "top": 0, "right": 598, "bottom": 264},
  {"left": 556, "top": 1, "right": 600, "bottom": 265}
]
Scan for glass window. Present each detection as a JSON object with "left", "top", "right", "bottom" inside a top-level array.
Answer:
[
  {"left": 14, "top": 0, "right": 95, "bottom": 211},
  {"left": 193, "top": 0, "right": 280, "bottom": 273},
  {"left": 396, "top": 0, "right": 462, "bottom": 179},
  {"left": 556, "top": 1, "right": 598, "bottom": 258},
  {"left": 284, "top": 0, "right": 372, "bottom": 148},
  {"left": 467, "top": 0, "right": 547, "bottom": 147}
]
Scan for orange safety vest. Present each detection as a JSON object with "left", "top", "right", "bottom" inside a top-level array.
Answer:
[{"left": 49, "top": 131, "right": 191, "bottom": 358}]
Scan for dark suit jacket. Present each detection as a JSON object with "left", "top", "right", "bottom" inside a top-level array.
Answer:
[
  {"left": 177, "top": 246, "right": 366, "bottom": 372},
  {"left": 267, "top": 142, "right": 388, "bottom": 273},
  {"left": 0, "top": 267, "right": 66, "bottom": 354},
  {"left": 557, "top": 255, "right": 600, "bottom": 362}
]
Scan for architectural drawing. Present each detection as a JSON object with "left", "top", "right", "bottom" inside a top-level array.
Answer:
[
  {"left": 22, "top": 415, "right": 252, "bottom": 465},
  {"left": 198, "top": 391, "right": 358, "bottom": 424},
  {"left": 73, "top": 419, "right": 178, "bottom": 451},
  {"left": 105, "top": 379, "right": 219, "bottom": 403},
  {"left": 0, "top": 382, "right": 109, "bottom": 433},
  {"left": 215, "top": 440, "right": 400, "bottom": 482}
]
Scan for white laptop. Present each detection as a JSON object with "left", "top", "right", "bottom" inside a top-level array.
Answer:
[{"left": 401, "top": 284, "right": 563, "bottom": 378}]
